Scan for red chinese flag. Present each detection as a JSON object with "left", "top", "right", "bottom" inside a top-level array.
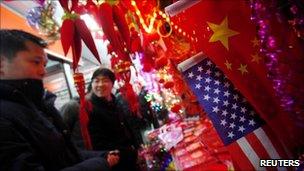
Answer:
[{"left": 171, "top": 1, "right": 296, "bottom": 155}]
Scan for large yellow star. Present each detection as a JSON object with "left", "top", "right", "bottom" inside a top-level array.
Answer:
[
  {"left": 251, "top": 53, "right": 262, "bottom": 63},
  {"left": 238, "top": 64, "right": 248, "bottom": 75},
  {"left": 207, "top": 16, "right": 239, "bottom": 50}
]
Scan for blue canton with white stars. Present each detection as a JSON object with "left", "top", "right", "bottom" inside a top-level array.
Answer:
[{"left": 183, "top": 59, "right": 264, "bottom": 145}]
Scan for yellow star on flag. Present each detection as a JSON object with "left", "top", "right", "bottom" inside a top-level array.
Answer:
[
  {"left": 251, "top": 37, "right": 260, "bottom": 47},
  {"left": 224, "top": 60, "right": 232, "bottom": 70},
  {"left": 251, "top": 53, "right": 262, "bottom": 63},
  {"left": 207, "top": 16, "right": 239, "bottom": 50},
  {"left": 238, "top": 64, "right": 248, "bottom": 75}
]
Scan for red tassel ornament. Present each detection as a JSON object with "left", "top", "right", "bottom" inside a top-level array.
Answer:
[{"left": 73, "top": 73, "right": 92, "bottom": 150}]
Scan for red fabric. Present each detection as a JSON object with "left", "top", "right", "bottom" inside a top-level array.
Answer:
[{"left": 171, "top": 0, "right": 295, "bottom": 152}]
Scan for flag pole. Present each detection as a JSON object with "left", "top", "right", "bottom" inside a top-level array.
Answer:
[
  {"left": 177, "top": 51, "right": 206, "bottom": 72},
  {"left": 165, "top": 0, "right": 202, "bottom": 17}
]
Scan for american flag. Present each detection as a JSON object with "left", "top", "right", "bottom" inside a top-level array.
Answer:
[{"left": 178, "top": 53, "right": 288, "bottom": 170}]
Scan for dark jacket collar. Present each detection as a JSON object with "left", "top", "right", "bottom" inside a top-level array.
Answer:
[
  {"left": 90, "top": 93, "right": 116, "bottom": 107},
  {"left": 0, "top": 79, "right": 45, "bottom": 109}
]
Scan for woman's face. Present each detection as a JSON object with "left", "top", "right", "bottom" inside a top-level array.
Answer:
[{"left": 91, "top": 75, "right": 113, "bottom": 98}]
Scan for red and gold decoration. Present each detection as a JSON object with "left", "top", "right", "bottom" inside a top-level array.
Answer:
[
  {"left": 58, "top": 0, "right": 102, "bottom": 150},
  {"left": 73, "top": 72, "right": 92, "bottom": 150},
  {"left": 112, "top": 57, "right": 139, "bottom": 113}
]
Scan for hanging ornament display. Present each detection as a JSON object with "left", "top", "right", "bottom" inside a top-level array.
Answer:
[
  {"left": 97, "top": 2, "right": 142, "bottom": 113},
  {"left": 26, "top": 1, "right": 60, "bottom": 43},
  {"left": 27, "top": 6, "right": 43, "bottom": 30},
  {"left": 59, "top": 0, "right": 101, "bottom": 71},
  {"left": 58, "top": 0, "right": 102, "bottom": 150}
]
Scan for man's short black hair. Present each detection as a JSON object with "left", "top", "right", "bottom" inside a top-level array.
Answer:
[
  {"left": 91, "top": 68, "right": 116, "bottom": 84},
  {"left": 0, "top": 29, "right": 47, "bottom": 60}
]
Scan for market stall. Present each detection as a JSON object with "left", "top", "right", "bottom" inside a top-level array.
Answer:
[{"left": 2, "top": 0, "right": 303, "bottom": 170}]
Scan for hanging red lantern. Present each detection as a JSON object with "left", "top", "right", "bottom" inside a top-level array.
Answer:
[
  {"left": 171, "top": 104, "right": 182, "bottom": 113},
  {"left": 73, "top": 72, "right": 85, "bottom": 98},
  {"left": 158, "top": 78, "right": 165, "bottom": 84},
  {"left": 130, "top": 28, "right": 142, "bottom": 53},
  {"left": 164, "top": 81, "right": 174, "bottom": 89}
]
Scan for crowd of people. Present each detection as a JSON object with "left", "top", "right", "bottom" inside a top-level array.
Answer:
[{"left": 0, "top": 29, "right": 146, "bottom": 171}]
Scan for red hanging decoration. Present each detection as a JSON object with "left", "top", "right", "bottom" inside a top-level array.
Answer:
[
  {"left": 73, "top": 73, "right": 92, "bottom": 150},
  {"left": 142, "top": 32, "right": 160, "bottom": 47},
  {"left": 112, "top": 4, "right": 131, "bottom": 50},
  {"left": 170, "top": 103, "right": 182, "bottom": 113},
  {"left": 97, "top": 2, "right": 132, "bottom": 56},
  {"left": 141, "top": 44, "right": 157, "bottom": 72},
  {"left": 71, "top": 31, "right": 82, "bottom": 70},
  {"left": 155, "top": 56, "right": 168, "bottom": 69},
  {"left": 58, "top": 0, "right": 102, "bottom": 150},
  {"left": 158, "top": 78, "right": 165, "bottom": 84},
  {"left": 111, "top": 55, "right": 140, "bottom": 114},
  {"left": 60, "top": 19, "right": 75, "bottom": 56},
  {"left": 164, "top": 81, "right": 174, "bottom": 89},
  {"left": 119, "top": 82, "right": 139, "bottom": 115},
  {"left": 130, "top": 28, "right": 142, "bottom": 53},
  {"left": 59, "top": 0, "right": 101, "bottom": 71}
]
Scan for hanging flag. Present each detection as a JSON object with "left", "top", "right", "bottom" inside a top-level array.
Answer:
[
  {"left": 171, "top": 0, "right": 296, "bottom": 152},
  {"left": 178, "top": 53, "right": 287, "bottom": 170}
]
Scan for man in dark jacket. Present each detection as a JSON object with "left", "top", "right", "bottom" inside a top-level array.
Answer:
[
  {"left": 88, "top": 68, "right": 139, "bottom": 171},
  {"left": 0, "top": 29, "right": 119, "bottom": 170}
]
